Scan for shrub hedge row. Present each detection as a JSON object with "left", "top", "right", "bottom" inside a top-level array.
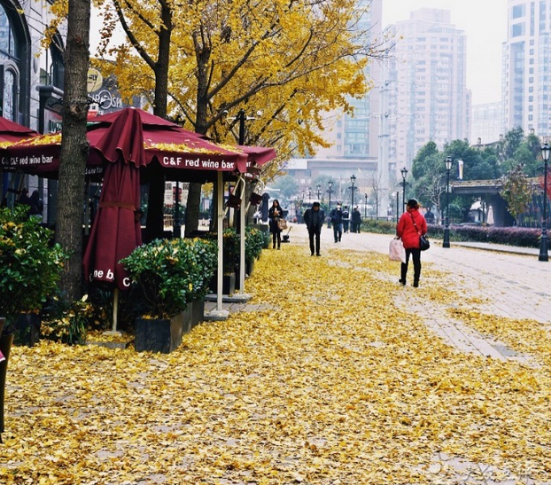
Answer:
[{"left": 360, "top": 219, "right": 550, "bottom": 249}]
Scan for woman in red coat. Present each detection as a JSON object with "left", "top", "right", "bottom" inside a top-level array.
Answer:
[{"left": 396, "top": 199, "right": 428, "bottom": 287}]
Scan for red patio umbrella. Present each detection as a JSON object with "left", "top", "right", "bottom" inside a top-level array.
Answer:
[
  {"left": 2, "top": 110, "right": 249, "bottom": 178},
  {"left": 0, "top": 117, "right": 38, "bottom": 144},
  {"left": 82, "top": 108, "right": 146, "bottom": 291},
  {"left": 0, "top": 117, "right": 39, "bottom": 202}
]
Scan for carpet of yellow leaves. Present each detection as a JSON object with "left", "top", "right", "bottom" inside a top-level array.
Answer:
[{"left": 0, "top": 245, "right": 549, "bottom": 484}]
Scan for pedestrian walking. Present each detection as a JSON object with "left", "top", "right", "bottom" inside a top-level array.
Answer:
[
  {"left": 425, "top": 208, "right": 435, "bottom": 224},
  {"left": 396, "top": 199, "right": 428, "bottom": 288},
  {"left": 268, "top": 199, "right": 284, "bottom": 249},
  {"left": 303, "top": 202, "right": 325, "bottom": 256},
  {"left": 330, "top": 203, "right": 344, "bottom": 242},
  {"left": 351, "top": 206, "right": 362, "bottom": 233},
  {"left": 342, "top": 206, "right": 350, "bottom": 233}
]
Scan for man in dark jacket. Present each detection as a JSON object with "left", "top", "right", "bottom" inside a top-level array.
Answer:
[
  {"left": 330, "top": 203, "right": 344, "bottom": 242},
  {"left": 351, "top": 206, "right": 362, "bottom": 233},
  {"left": 303, "top": 202, "right": 325, "bottom": 256}
]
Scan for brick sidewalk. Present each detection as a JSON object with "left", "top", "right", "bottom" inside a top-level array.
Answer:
[
  {"left": 290, "top": 225, "right": 550, "bottom": 319},
  {"left": 228, "top": 229, "right": 550, "bottom": 484}
]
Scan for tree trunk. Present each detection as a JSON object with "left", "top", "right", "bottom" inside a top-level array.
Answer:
[
  {"left": 184, "top": 37, "right": 211, "bottom": 237},
  {"left": 145, "top": 1, "right": 172, "bottom": 242},
  {"left": 184, "top": 183, "right": 202, "bottom": 236},
  {"left": 56, "top": 0, "right": 90, "bottom": 302}
]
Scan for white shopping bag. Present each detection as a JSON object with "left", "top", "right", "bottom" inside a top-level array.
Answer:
[{"left": 389, "top": 238, "right": 406, "bottom": 263}]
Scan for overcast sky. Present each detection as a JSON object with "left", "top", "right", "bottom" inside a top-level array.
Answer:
[
  {"left": 91, "top": 0, "right": 508, "bottom": 106},
  {"left": 381, "top": 0, "right": 508, "bottom": 106}
]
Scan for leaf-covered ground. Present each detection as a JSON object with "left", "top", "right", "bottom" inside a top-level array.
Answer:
[{"left": 0, "top": 245, "right": 549, "bottom": 484}]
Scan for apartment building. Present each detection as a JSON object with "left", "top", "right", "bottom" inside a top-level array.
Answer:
[
  {"left": 471, "top": 101, "right": 505, "bottom": 144},
  {"left": 386, "top": 9, "right": 471, "bottom": 173},
  {"left": 502, "top": 0, "right": 551, "bottom": 137}
]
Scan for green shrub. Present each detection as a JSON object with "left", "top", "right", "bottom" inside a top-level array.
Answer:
[
  {"left": 361, "top": 219, "right": 397, "bottom": 235},
  {"left": 361, "top": 217, "right": 550, "bottom": 248},
  {"left": 0, "top": 206, "right": 67, "bottom": 328},
  {"left": 121, "top": 238, "right": 218, "bottom": 319},
  {"left": 245, "top": 226, "right": 264, "bottom": 262}
]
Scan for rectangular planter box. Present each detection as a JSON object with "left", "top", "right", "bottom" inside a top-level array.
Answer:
[
  {"left": 246, "top": 258, "right": 255, "bottom": 277},
  {"left": 0, "top": 327, "right": 14, "bottom": 436},
  {"left": 134, "top": 313, "right": 185, "bottom": 354},
  {"left": 14, "top": 314, "right": 40, "bottom": 347},
  {"left": 189, "top": 298, "right": 205, "bottom": 328},
  {"left": 209, "top": 273, "right": 236, "bottom": 296},
  {"left": 182, "top": 298, "right": 204, "bottom": 333}
]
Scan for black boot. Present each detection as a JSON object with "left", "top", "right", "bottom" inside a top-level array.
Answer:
[{"left": 400, "top": 263, "right": 407, "bottom": 286}]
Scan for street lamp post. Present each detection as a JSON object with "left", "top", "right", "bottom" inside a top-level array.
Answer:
[
  {"left": 400, "top": 167, "right": 408, "bottom": 211},
  {"left": 395, "top": 192, "right": 399, "bottom": 223},
  {"left": 443, "top": 156, "right": 453, "bottom": 249},
  {"left": 538, "top": 142, "right": 550, "bottom": 261},
  {"left": 317, "top": 184, "right": 321, "bottom": 201},
  {"left": 364, "top": 193, "right": 368, "bottom": 218},
  {"left": 327, "top": 181, "right": 333, "bottom": 228},
  {"left": 350, "top": 174, "right": 357, "bottom": 210},
  {"left": 327, "top": 182, "right": 333, "bottom": 208}
]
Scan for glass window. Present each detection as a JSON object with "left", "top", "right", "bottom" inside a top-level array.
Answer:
[
  {"left": 512, "top": 23, "right": 525, "bottom": 37},
  {"left": 512, "top": 4, "right": 525, "bottom": 18},
  {"left": 0, "top": 5, "right": 17, "bottom": 60},
  {"left": 2, "top": 67, "right": 14, "bottom": 119}
]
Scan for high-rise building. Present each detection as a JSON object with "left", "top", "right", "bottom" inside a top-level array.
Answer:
[
  {"left": 502, "top": 0, "right": 551, "bottom": 138},
  {"left": 386, "top": 9, "right": 471, "bottom": 173},
  {"left": 287, "top": 0, "right": 386, "bottom": 214},
  {"left": 314, "top": 0, "right": 382, "bottom": 162},
  {"left": 471, "top": 102, "right": 505, "bottom": 145}
]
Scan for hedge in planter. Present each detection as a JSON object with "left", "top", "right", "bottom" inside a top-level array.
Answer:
[
  {"left": 0, "top": 206, "right": 67, "bottom": 340},
  {"left": 121, "top": 238, "right": 217, "bottom": 352},
  {"left": 245, "top": 226, "right": 264, "bottom": 265}
]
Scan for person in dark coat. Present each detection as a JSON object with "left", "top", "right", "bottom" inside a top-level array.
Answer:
[
  {"left": 396, "top": 199, "right": 428, "bottom": 288},
  {"left": 425, "top": 208, "right": 435, "bottom": 224},
  {"left": 29, "top": 190, "right": 43, "bottom": 219},
  {"left": 342, "top": 206, "right": 350, "bottom": 233},
  {"left": 303, "top": 202, "right": 325, "bottom": 256},
  {"left": 330, "top": 203, "right": 344, "bottom": 242},
  {"left": 17, "top": 188, "right": 31, "bottom": 206},
  {"left": 268, "top": 199, "right": 284, "bottom": 249},
  {"left": 351, "top": 206, "right": 362, "bottom": 233}
]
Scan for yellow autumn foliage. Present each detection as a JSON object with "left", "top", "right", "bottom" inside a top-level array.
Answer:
[
  {"left": 92, "top": 0, "right": 386, "bottom": 162},
  {"left": 0, "top": 244, "right": 549, "bottom": 484}
]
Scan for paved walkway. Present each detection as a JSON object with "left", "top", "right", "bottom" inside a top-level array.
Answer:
[
  {"left": 292, "top": 224, "right": 550, "bottom": 322},
  {"left": 6, "top": 227, "right": 549, "bottom": 485},
  {"left": 203, "top": 226, "right": 550, "bottom": 484}
]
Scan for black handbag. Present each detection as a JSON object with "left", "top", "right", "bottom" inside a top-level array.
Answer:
[{"left": 410, "top": 213, "right": 430, "bottom": 251}]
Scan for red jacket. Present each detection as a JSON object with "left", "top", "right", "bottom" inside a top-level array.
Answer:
[{"left": 397, "top": 208, "right": 427, "bottom": 249}]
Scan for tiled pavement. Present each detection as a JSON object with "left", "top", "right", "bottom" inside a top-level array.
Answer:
[
  {"left": 282, "top": 226, "right": 551, "bottom": 360},
  {"left": 201, "top": 228, "right": 550, "bottom": 484},
  {"left": 74, "top": 230, "right": 551, "bottom": 485}
]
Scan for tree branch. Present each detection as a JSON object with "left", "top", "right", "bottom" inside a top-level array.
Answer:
[{"left": 111, "top": 0, "right": 156, "bottom": 70}]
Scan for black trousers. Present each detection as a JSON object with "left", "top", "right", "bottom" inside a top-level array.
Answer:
[
  {"left": 308, "top": 228, "right": 321, "bottom": 255},
  {"left": 332, "top": 223, "right": 342, "bottom": 242},
  {"left": 272, "top": 231, "right": 281, "bottom": 248},
  {"left": 401, "top": 248, "right": 421, "bottom": 283}
]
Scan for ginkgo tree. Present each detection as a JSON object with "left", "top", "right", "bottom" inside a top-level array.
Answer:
[{"left": 93, "top": 0, "right": 390, "bottom": 235}]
